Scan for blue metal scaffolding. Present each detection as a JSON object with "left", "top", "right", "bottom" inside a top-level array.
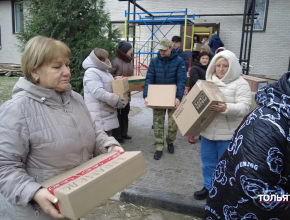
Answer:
[{"left": 125, "top": 8, "right": 195, "bottom": 56}]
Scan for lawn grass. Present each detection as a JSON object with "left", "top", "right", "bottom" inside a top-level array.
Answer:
[{"left": 0, "top": 77, "right": 19, "bottom": 105}]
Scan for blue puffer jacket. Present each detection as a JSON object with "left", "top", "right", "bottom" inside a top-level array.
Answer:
[
  {"left": 176, "top": 48, "right": 189, "bottom": 71},
  {"left": 205, "top": 72, "right": 290, "bottom": 220},
  {"left": 208, "top": 35, "right": 224, "bottom": 54},
  {"left": 143, "top": 49, "right": 187, "bottom": 101}
]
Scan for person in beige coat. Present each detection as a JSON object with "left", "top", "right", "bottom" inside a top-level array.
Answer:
[
  {"left": 0, "top": 36, "right": 124, "bottom": 220},
  {"left": 194, "top": 50, "right": 251, "bottom": 200}
]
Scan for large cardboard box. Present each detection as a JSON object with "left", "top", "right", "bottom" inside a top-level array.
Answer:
[
  {"left": 250, "top": 92, "right": 258, "bottom": 111},
  {"left": 173, "top": 80, "right": 226, "bottom": 136},
  {"left": 112, "top": 78, "right": 129, "bottom": 94},
  {"left": 42, "top": 151, "right": 146, "bottom": 220},
  {"left": 242, "top": 75, "right": 268, "bottom": 92},
  {"left": 147, "top": 85, "right": 177, "bottom": 109},
  {"left": 194, "top": 43, "right": 203, "bottom": 52},
  {"left": 112, "top": 78, "right": 130, "bottom": 106},
  {"left": 128, "top": 76, "right": 146, "bottom": 91}
]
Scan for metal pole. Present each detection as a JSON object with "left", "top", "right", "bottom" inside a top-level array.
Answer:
[
  {"left": 127, "top": 1, "right": 130, "bottom": 42},
  {"left": 239, "top": 0, "right": 248, "bottom": 65},
  {"left": 246, "top": 0, "right": 255, "bottom": 75},
  {"left": 132, "top": 0, "right": 136, "bottom": 48}
]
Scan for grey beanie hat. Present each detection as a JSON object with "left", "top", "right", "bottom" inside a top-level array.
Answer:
[{"left": 118, "top": 41, "right": 132, "bottom": 54}]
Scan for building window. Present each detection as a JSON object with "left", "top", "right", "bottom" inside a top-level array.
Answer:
[{"left": 12, "top": 0, "right": 24, "bottom": 33}]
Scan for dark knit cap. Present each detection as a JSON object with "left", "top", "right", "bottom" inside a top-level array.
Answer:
[
  {"left": 118, "top": 41, "right": 132, "bottom": 54},
  {"left": 172, "top": 36, "right": 182, "bottom": 42},
  {"left": 197, "top": 51, "right": 210, "bottom": 61}
]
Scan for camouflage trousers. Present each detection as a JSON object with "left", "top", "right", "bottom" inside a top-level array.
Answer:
[{"left": 153, "top": 109, "right": 178, "bottom": 151}]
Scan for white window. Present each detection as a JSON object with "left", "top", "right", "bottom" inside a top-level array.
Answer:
[{"left": 14, "top": 1, "right": 24, "bottom": 33}]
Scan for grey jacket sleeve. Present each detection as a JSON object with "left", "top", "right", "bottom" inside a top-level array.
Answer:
[
  {"left": 83, "top": 69, "right": 119, "bottom": 107},
  {"left": 72, "top": 92, "right": 121, "bottom": 156},
  {"left": 0, "top": 101, "right": 41, "bottom": 207}
]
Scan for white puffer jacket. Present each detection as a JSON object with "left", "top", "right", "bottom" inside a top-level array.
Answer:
[
  {"left": 83, "top": 51, "right": 120, "bottom": 132},
  {"left": 200, "top": 50, "right": 251, "bottom": 140}
]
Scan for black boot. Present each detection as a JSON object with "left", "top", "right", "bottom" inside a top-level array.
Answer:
[
  {"left": 194, "top": 187, "right": 208, "bottom": 200},
  {"left": 154, "top": 151, "right": 163, "bottom": 160},
  {"left": 122, "top": 134, "right": 132, "bottom": 140},
  {"left": 167, "top": 143, "right": 174, "bottom": 154}
]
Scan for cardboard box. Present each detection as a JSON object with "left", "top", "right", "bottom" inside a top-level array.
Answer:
[
  {"left": 41, "top": 151, "right": 146, "bottom": 220},
  {"left": 194, "top": 43, "right": 203, "bottom": 52},
  {"left": 242, "top": 75, "right": 268, "bottom": 92},
  {"left": 147, "top": 85, "right": 177, "bottom": 109},
  {"left": 173, "top": 80, "right": 226, "bottom": 136},
  {"left": 112, "top": 78, "right": 129, "bottom": 94},
  {"left": 128, "top": 76, "right": 146, "bottom": 91},
  {"left": 250, "top": 92, "right": 258, "bottom": 111}
]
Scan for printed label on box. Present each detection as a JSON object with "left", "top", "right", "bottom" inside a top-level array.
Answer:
[{"left": 192, "top": 91, "right": 210, "bottom": 114}]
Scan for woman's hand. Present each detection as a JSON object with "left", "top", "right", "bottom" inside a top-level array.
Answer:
[
  {"left": 110, "top": 146, "right": 124, "bottom": 153},
  {"left": 209, "top": 103, "right": 227, "bottom": 112},
  {"left": 175, "top": 98, "right": 181, "bottom": 109},
  {"left": 114, "top": 76, "right": 123, "bottom": 79},
  {"left": 144, "top": 98, "right": 148, "bottom": 107},
  {"left": 33, "top": 188, "right": 65, "bottom": 219}
]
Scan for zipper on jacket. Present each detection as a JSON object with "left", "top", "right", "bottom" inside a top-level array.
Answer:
[
  {"left": 60, "top": 95, "right": 84, "bottom": 163},
  {"left": 225, "top": 115, "right": 231, "bottom": 130}
]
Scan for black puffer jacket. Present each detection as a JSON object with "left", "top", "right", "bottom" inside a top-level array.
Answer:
[
  {"left": 204, "top": 72, "right": 290, "bottom": 220},
  {"left": 189, "top": 60, "right": 207, "bottom": 91}
]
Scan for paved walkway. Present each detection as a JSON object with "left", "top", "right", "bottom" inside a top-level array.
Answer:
[{"left": 120, "top": 92, "right": 206, "bottom": 217}]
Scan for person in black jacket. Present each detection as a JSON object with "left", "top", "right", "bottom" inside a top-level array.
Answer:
[
  {"left": 171, "top": 36, "right": 189, "bottom": 71},
  {"left": 187, "top": 51, "right": 210, "bottom": 144},
  {"left": 189, "top": 51, "right": 210, "bottom": 90},
  {"left": 204, "top": 71, "right": 290, "bottom": 220}
]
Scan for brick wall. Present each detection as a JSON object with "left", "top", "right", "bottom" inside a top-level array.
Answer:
[{"left": 0, "top": 1, "right": 21, "bottom": 64}]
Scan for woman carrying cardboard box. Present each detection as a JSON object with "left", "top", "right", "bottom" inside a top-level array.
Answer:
[
  {"left": 194, "top": 50, "right": 251, "bottom": 200},
  {"left": 0, "top": 36, "right": 124, "bottom": 220},
  {"left": 110, "top": 41, "right": 134, "bottom": 143},
  {"left": 83, "top": 48, "right": 126, "bottom": 135}
]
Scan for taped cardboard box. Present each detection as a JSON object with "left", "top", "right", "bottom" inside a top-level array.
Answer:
[
  {"left": 242, "top": 75, "right": 268, "bottom": 92},
  {"left": 128, "top": 76, "right": 146, "bottom": 91},
  {"left": 250, "top": 92, "right": 258, "bottom": 111},
  {"left": 41, "top": 151, "right": 146, "bottom": 220},
  {"left": 112, "top": 78, "right": 129, "bottom": 94},
  {"left": 173, "top": 80, "right": 226, "bottom": 136},
  {"left": 147, "top": 85, "right": 177, "bottom": 109}
]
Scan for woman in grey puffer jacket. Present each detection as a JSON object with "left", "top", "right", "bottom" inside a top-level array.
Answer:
[
  {"left": 83, "top": 48, "right": 126, "bottom": 134},
  {"left": 0, "top": 36, "right": 124, "bottom": 220}
]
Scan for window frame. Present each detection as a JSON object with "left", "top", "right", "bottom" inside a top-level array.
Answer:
[{"left": 12, "top": 0, "right": 24, "bottom": 34}]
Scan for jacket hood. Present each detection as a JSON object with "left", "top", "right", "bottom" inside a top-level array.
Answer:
[
  {"left": 157, "top": 48, "right": 178, "bottom": 61},
  {"left": 12, "top": 77, "right": 71, "bottom": 107},
  {"left": 206, "top": 50, "right": 241, "bottom": 85},
  {"left": 256, "top": 72, "right": 290, "bottom": 120},
  {"left": 82, "top": 51, "right": 112, "bottom": 71},
  {"left": 212, "top": 35, "right": 220, "bottom": 40}
]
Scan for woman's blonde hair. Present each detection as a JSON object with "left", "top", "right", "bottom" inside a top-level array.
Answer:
[
  {"left": 21, "top": 36, "right": 71, "bottom": 83},
  {"left": 215, "top": 57, "right": 227, "bottom": 65},
  {"left": 93, "top": 48, "right": 109, "bottom": 62}
]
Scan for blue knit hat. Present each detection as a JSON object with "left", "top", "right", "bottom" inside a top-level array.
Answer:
[{"left": 118, "top": 41, "right": 132, "bottom": 54}]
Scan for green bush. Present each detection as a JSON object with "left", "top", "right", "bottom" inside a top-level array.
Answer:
[{"left": 17, "top": 0, "right": 120, "bottom": 94}]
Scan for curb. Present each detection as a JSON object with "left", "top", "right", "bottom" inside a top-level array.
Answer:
[{"left": 120, "top": 185, "right": 206, "bottom": 218}]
